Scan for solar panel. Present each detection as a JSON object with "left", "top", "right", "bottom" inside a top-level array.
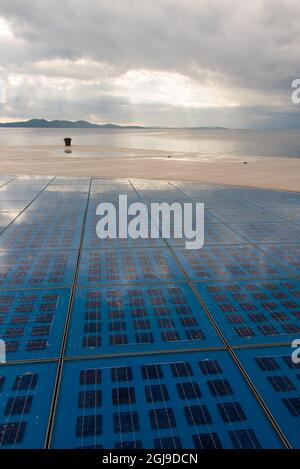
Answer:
[
  {"left": 166, "top": 223, "right": 246, "bottom": 247},
  {"left": 260, "top": 244, "right": 300, "bottom": 274},
  {"left": 196, "top": 280, "right": 300, "bottom": 346},
  {"left": 237, "top": 346, "right": 300, "bottom": 448},
  {"left": 66, "top": 284, "right": 221, "bottom": 356},
  {"left": 0, "top": 250, "right": 78, "bottom": 289},
  {"left": 77, "top": 248, "right": 185, "bottom": 285},
  {"left": 0, "top": 362, "right": 57, "bottom": 448},
  {"left": 174, "top": 245, "right": 290, "bottom": 281},
  {"left": 0, "top": 288, "right": 70, "bottom": 361},
  {"left": 51, "top": 351, "right": 282, "bottom": 448},
  {"left": 228, "top": 222, "right": 300, "bottom": 244}
]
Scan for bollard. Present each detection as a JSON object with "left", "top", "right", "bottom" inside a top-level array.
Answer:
[{"left": 64, "top": 137, "right": 72, "bottom": 147}]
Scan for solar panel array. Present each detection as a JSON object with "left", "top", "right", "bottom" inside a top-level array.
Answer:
[{"left": 0, "top": 175, "right": 299, "bottom": 448}]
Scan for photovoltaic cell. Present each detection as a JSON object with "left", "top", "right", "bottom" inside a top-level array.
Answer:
[
  {"left": 260, "top": 244, "right": 300, "bottom": 274},
  {"left": 237, "top": 346, "right": 300, "bottom": 448},
  {"left": 65, "top": 284, "right": 221, "bottom": 356},
  {"left": 51, "top": 351, "right": 283, "bottom": 448},
  {"left": 0, "top": 362, "right": 57, "bottom": 448},
  {"left": 166, "top": 223, "right": 246, "bottom": 247},
  {"left": 0, "top": 289, "right": 70, "bottom": 361}
]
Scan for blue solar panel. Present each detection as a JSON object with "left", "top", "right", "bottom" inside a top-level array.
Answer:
[
  {"left": 66, "top": 284, "right": 221, "bottom": 357},
  {"left": 196, "top": 280, "right": 300, "bottom": 346},
  {"left": 0, "top": 175, "right": 299, "bottom": 449},
  {"left": 228, "top": 222, "right": 300, "bottom": 244},
  {"left": 209, "top": 208, "right": 283, "bottom": 224},
  {"left": 237, "top": 346, "right": 300, "bottom": 448},
  {"left": 0, "top": 362, "right": 57, "bottom": 448},
  {"left": 77, "top": 248, "right": 185, "bottom": 286},
  {"left": 166, "top": 223, "right": 247, "bottom": 247},
  {"left": 0, "top": 289, "right": 70, "bottom": 361},
  {"left": 0, "top": 250, "right": 78, "bottom": 289},
  {"left": 260, "top": 244, "right": 300, "bottom": 274},
  {"left": 0, "top": 211, "right": 84, "bottom": 250},
  {"left": 0, "top": 201, "right": 30, "bottom": 212},
  {"left": 51, "top": 351, "right": 283, "bottom": 448},
  {"left": 173, "top": 245, "right": 291, "bottom": 281}
]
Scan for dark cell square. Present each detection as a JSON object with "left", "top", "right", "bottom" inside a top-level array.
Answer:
[
  {"left": 35, "top": 314, "right": 54, "bottom": 323},
  {"left": 76, "top": 415, "right": 102, "bottom": 437},
  {"left": 234, "top": 326, "right": 255, "bottom": 337},
  {"left": 5, "top": 396, "right": 33, "bottom": 416},
  {"left": 80, "top": 369, "right": 101, "bottom": 385},
  {"left": 0, "top": 376, "right": 5, "bottom": 391},
  {"left": 249, "top": 313, "right": 267, "bottom": 323},
  {"left": 135, "top": 332, "right": 154, "bottom": 343},
  {"left": 184, "top": 405, "right": 212, "bottom": 425},
  {"left": 145, "top": 384, "right": 169, "bottom": 402},
  {"left": 258, "top": 325, "right": 278, "bottom": 336},
  {"left": 0, "top": 422, "right": 26, "bottom": 445},
  {"left": 218, "top": 402, "right": 247, "bottom": 423},
  {"left": 186, "top": 329, "right": 205, "bottom": 340},
  {"left": 267, "top": 375, "right": 296, "bottom": 392},
  {"left": 207, "top": 379, "right": 234, "bottom": 397},
  {"left": 109, "top": 321, "right": 126, "bottom": 331},
  {"left": 161, "top": 330, "right": 180, "bottom": 342},
  {"left": 154, "top": 437, "right": 182, "bottom": 449},
  {"left": 255, "top": 357, "right": 280, "bottom": 372},
  {"left": 78, "top": 390, "right": 102, "bottom": 408},
  {"left": 2, "top": 341, "right": 18, "bottom": 353},
  {"left": 112, "top": 387, "right": 136, "bottom": 405},
  {"left": 154, "top": 307, "right": 170, "bottom": 316},
  {"left": 283, "top": 323, "right": 300, "bottom": 333},
  {"left": 115, "top": 440, "right": 143, "bottom": 449},
  {"left": 82, "top": 336, "right": 101, "bottom": 348},
  {"left": 229, "top": 429, "right": 262, "bottom": 449},
  {"left": 180, "top": 317, "right": 198, "bottom": 327},
  {"left": 220, "top": 304, "right": 237, "bottom": 313},
  {"left": 227, "top": 315, "right": 244, "bottom": 324},
  {"left": 4, "top": 327, "right": 24, "bottom": 338},
  {"left": 13, "top": 373, "right": 38, "bottom": 390},
  {"left": 141, "top": 364, "right": 163, "bottom": 380},
  {"left": 111, "top": 367, "right": 133, "bottom": 382},
  {"left": 133, "top": 319, "right": 150, "bottom": 329},
  {"left": 177, "top": 382, "right": 201, "bottom": 399},
  {"left": 85, "top": 312, "right": 101, "bottom": 321},
  {"left": 149, "top": 408, "right": 176, "bottom": 429},
  {"left": 170, "top": 362, "right": 193, "bottom": 377},
  {"left": 109, "top": 334, "right": 128, "bottom": 345},
  {"left": 26, "top": 340, "right": 47, "bottom": 351},
  {"left": 282, "top": 397, "right": 300, "bottom": 416},
  {"left": 114, "top": 412, "right": 140, "bottom": 433},
  {"left": 282, "top": 355, "right": 300, "bottom": 369},
  {"left": 199, "top": 360, "right": 223, "bottom": 375},
  {"left": 176, "top": 306, "right": 192, "bottom": 315},
  {"left": 157, "top": 318, "right": 175, "bottom": 329},
  {"left": 131, "top": 308, "right": 147, "bottom": 317},
  {"left": 84, "top": 323, "right": 101, "bottom": 333},
  {"left": 193, "top": 432, "right": 222, "bottom": 449},
  {"left": 31, "top": 326, "right": 50, "bottom": 336}
]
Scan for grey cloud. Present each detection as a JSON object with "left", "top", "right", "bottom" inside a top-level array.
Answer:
[{"left": 0, "top": 0, "right": 300, "bottom": 126}]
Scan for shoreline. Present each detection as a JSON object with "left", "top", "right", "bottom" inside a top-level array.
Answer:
[{"left": 0, "top": 145, "right": 299, "bottom": 192}]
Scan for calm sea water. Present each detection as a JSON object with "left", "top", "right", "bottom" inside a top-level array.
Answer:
[{"left": 0, "top": 128, "right": 300, "bottom": 159}]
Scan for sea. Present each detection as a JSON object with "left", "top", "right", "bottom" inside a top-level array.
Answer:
[{"left": 0, "top": 128, "right": 300, "bottom": 160}]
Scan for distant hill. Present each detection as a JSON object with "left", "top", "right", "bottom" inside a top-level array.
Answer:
[
  {"left": 0, "top": 119, "right": 229, "bottom": 130},
  {"left": 0, "top": 119, "right": 145, "bottom": 129}
]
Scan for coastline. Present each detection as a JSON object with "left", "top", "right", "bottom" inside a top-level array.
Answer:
[{"left": 0, "top": 145, "right": 299, "bottom": 192}]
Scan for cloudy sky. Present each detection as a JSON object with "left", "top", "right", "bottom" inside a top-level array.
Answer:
[{"left": 0, "top": 0, "right": 300, "bottom": 128}]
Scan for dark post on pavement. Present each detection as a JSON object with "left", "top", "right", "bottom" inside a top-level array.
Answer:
[{"left": 64, "top": 137, "right": 72, "bottom": 146}]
